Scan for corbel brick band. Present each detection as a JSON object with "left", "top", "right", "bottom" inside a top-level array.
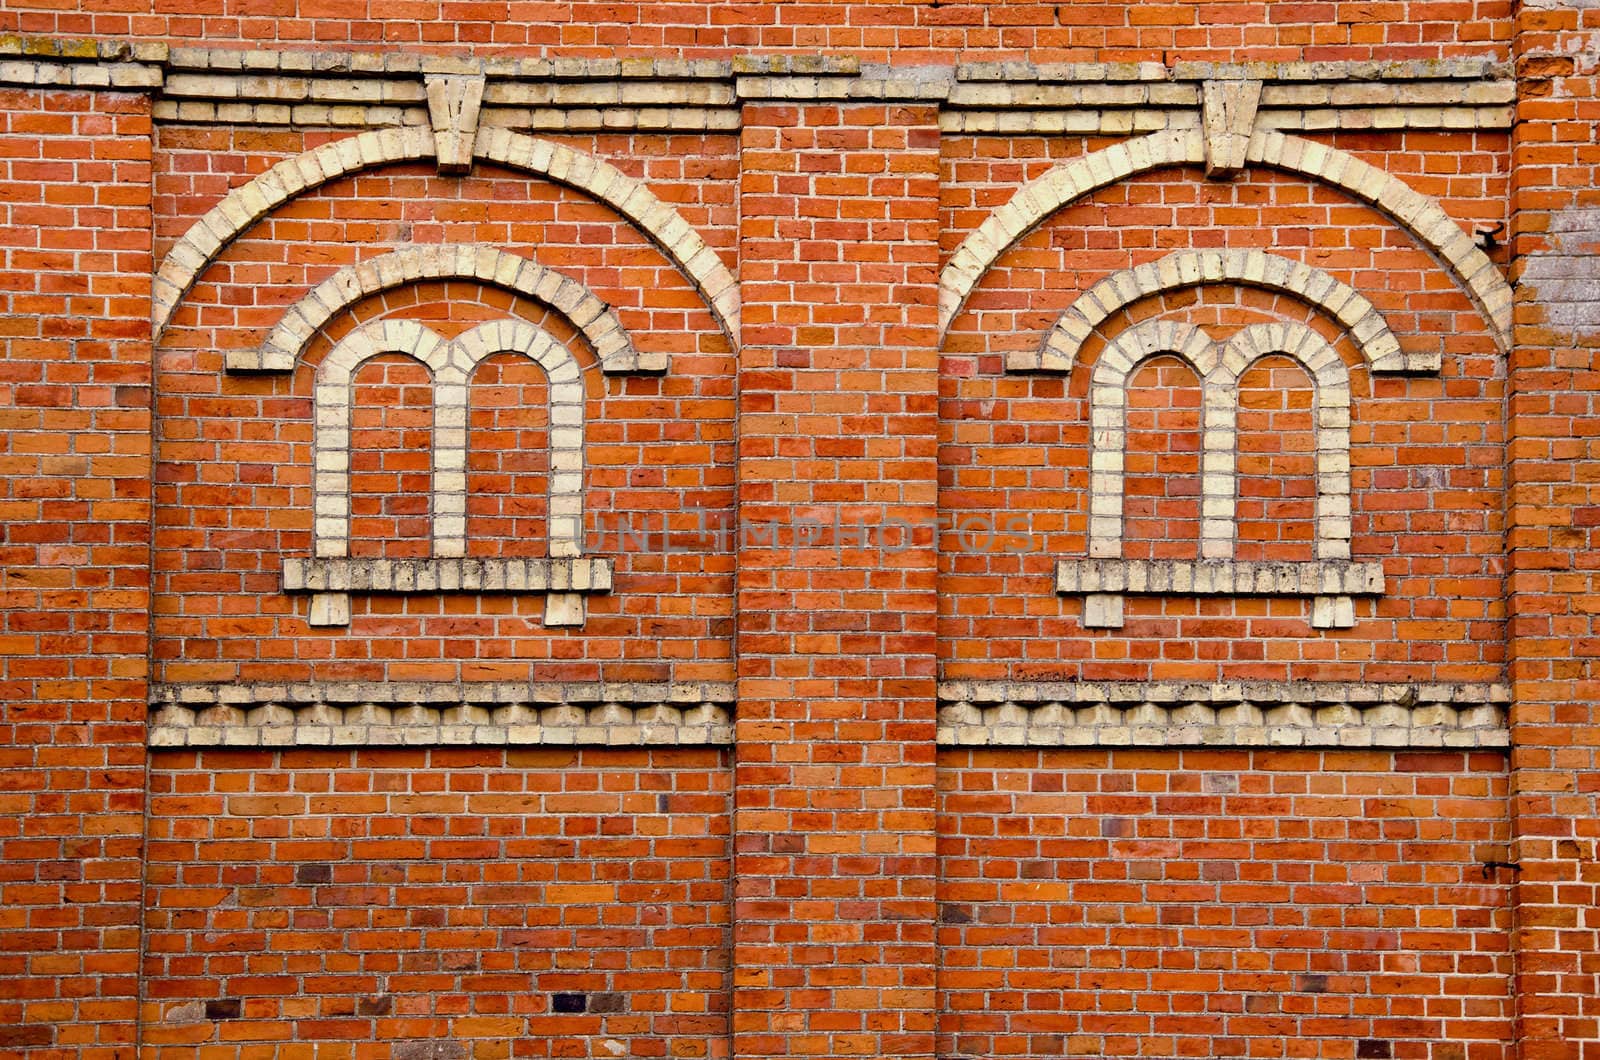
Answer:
[
  {"left": 149, "top": 681, "right": 733, "bottom": 747},
  {"left": 937, "top": 681, "right": 1509, "bottom": 749}
]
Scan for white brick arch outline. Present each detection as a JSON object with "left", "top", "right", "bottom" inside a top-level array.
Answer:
[
  {"left": 1087, "top": 320, "right": 1224, "bottom": 559},
  {"left": 1030, "top": 248, "right": 1419, "bottom": 375},
  {"left": 1219, "top": 322, "right": 1352, "bottom": 564},
  {"left": 155, "top": 127, "right": 435, "bottom": 345},
  {"left": 152, "top": 126, "right": 740, "bottom": 350},
  {"left": 937, "top": 127, "right": 1511, "bottom": 354},
  {"left": 312, "top": 318, "right": 450, "bottom": 560},
  {"left": 308, "top": 316, "right": 597, "bottom": 629},
  {"left": 443, "top": 319, "right": 586, "bottom": 561},
  {"left": 237, "top": 244, "right": 650, "bottom": 375},
  {"left": 313, "top": 317, "right": 587, "bottom": 562},
  {"left": 1078, "top": 317, "right": 1361, "bottom": 630}
]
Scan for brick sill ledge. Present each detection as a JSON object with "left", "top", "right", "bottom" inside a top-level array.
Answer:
[
  {"left": 1056, "top": 557, "right": 1385, "bottom": 630},
  {"left": 281, "top": 556, "right": 613, "bottom": 628}
]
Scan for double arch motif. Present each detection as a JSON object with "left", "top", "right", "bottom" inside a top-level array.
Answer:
[
  {"left": 938, "top": 127, "right": 1512, "bottom": 354},
  {"left": 1088, "top": 318, "right": 1351, "bottom": 565},
  {"left": 313, "top": 317, "right": 586, "bottom": 561},
  {"left": 296, "top": 315, "right": 605, "bottom": 629},
  {"left": 241, "top": 244, "right": 649, "bottom": 375},
  {"left": 1072, "top": 317, "right": 1370, "bottom": 630},
  {"left": 1033, "top": 248, "right": 1418, "bottom": 375},
  {"left": 154, "top": 126, "right": 740, "bottom": 351}
]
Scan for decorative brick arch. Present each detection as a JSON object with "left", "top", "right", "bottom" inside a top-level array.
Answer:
[
  {"left": 305, "top": 315, "right": 601, "bottom": 629},
  {"left": 473, "top": 128, "right": 739, "bottom": 345},
  {"left": 1086, "top": 319, "right": 1225, "bottom": 561},
  {"left": 441, "top": 319, "right": 586, "bottom": 561},
  {"left": 153, "top": 127, "right": 435, "bottom": 344},
  {"left": 152, "top": 127, "right": 740, "bottom": 349},
  {"left": 235, "top": 244, "right": 650, "bottom": 375},
  {"left": 937, "top": 127, "right": 1511, "bottom": 354},
  {"left": 1072, "top": 317, "right": 1366, "bottom": 630},
  {"left": 312, "top": 318, "right": 451, "bottom": 559},
  {"left": 1026, "top": 248, "right": 1420, "bottom": 375}
]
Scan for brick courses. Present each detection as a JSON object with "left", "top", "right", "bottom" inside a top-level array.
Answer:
[
  {"left": 0, "top": 5, "right": 1592, "bottom": 1058},
  {"left": 0, "top": 85, "right": 152, "bottom": 1060}
]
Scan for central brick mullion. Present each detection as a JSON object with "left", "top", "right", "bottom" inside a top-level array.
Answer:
[{"left": 732, "top": 99, "right": 942, "bottom": 1059}]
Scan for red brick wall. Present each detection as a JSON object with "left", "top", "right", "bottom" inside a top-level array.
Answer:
[
  {"left": 938, "top": 136, "right": 1508, "bottom": 682},
  {"left": 938, "top": 749, "right": 1514, "bottom": 1059},
  {"left": 3, "top": 1, "right": 1597, "bottom": 1056},
  {"left": 141, "top": 748, "right": 732, "bottom": 1060},
  {"left": 1507, "top": 3, "right": 1600, "bottom": 1056},
  {"left": 0, "top": 87, "right": 152, "bottom": 1060},
  {"left": 733, "top": 100, "right": 942, "bottom": 1058},
  {"left": 0, "top": 3, "right": 1512, "bottom": 62}
]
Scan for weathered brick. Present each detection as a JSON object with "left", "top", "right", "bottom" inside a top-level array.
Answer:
[{"left": 0, "top": 5, "right": 1584, "bottom": 1058}]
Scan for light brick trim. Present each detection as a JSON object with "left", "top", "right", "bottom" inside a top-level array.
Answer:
[
  {"left": 1222, "top": 322, "right": 1353, "bottom": 562},
  {"left": 1057, "top": 558, "right": 1384, "bottom": 595},
  {"left": 153, "top": 126, "right": 434, "bottom": 341},
  {"left": 0, "top": 57, "right": 162, "bottom": 89},
  {"left": 311, "top": 318, "right": 586, "bottom": 561},
  {"left": 938, "top": 104, "right": 1510, "bottom": 138},
  {"left": 306, "top": 316, "right": 599, "bottom": 630},
  {"left": 1201, "top": 78, "right": 1263, "bottom": 179},
  {"left": 1086, "top": 320, "right": 1225, "bottom": 561},
  {"left": 937, "top": 128, "right": 1512, "bottom": 354},
  {"left": 424, "top": 73, "right": 485, "bottom": 172},
  {"left": 952, "top": 57, "right": 1506, "bottom": 83},
  {"left": 472, "top": 128, "right": 740, "bottom": 345},
  {"left": 233, "top": 244, "right": 649, "bottom": 374},
  {"left": 1247, "top": 130, "right": 1510, "bottom": 348},
  {"left": 147, "top": 681, "right": 734, "bottom": 748},
  {"left": 1080, "top": 318, "right": 1359, "bottom": 629},
  {"left": 1025, "top": 247, "right": 1417, "bottom": 374},
  {"left": 935, "top": 680, "right": 1509, "bottom": 748},
  {"left": 443, "top": 319, "right": 586, "bottom": 558},
  {"left": 732, "top": 65, "right": 954, "bottom": 102},
  {"left": 283, "top": 556, "right": 613, "bottom": 592},
  {"left": 154, "top": 127, "right": 740, "bottom": 350},
  {"left": 161, "top": 49, "right": 734, "bottom": 79}
]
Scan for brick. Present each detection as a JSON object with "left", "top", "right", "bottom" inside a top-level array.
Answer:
[{"left": 0, "top": 9, "right": 1573, "bottom": 1060}]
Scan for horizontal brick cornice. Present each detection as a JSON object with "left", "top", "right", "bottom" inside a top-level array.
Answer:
[
  {"left": 938, "top": 681, "right": 1511, "bottom": 748},
  {"left": 148, "top": 681, "right": 734, "bottom": 747}
]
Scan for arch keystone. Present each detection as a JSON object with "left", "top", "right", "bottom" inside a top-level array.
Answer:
[{"left": 1202, "top": 79, "right": 1263, "bottom": 179}]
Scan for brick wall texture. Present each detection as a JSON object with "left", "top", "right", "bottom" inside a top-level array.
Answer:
[{"left": 0, "top": 1, "right": 1596, "bottom": 1058}]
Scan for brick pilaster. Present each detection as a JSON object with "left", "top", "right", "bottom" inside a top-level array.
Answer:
[
  {"left": 0, "top": 88, "right": 153, "bottom": 1059},
  {"left": 1509, "top": 4, "right": 1600, "bottom": 1055},
  {"left": 733, "top": 97, "right": 942, "bottom": 1058}
]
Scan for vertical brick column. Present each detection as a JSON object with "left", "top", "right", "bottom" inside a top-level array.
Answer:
[
  {"left": 0, "top": 88, "right": 153, "bottom": 1057},
  {"left": 1509, "top": 5, "right": 1600, "bottom": 1055},
  {"left": 733, "top": 85, "right": 942, "bottom": 1058}
]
